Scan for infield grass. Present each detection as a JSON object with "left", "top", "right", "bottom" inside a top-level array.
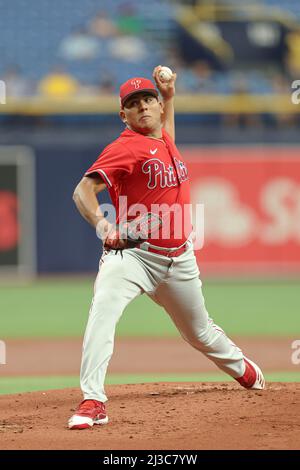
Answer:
[
  {"left": 0, "top": 278, "right": 299, "bottom": 338},
  {"left": 0, "top": 372, "right": 299, "bottom": 395}
]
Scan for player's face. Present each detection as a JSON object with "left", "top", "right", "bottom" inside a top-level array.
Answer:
[{"left": 120, "top": 92, "right": 163, "bottom": 135}]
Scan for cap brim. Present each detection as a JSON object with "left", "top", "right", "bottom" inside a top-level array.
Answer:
[{"left": 121, "top": 89, "right": 158, "bottom": 107}]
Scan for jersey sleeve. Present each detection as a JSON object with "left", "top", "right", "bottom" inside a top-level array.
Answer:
[{"left": 84, "top": 142, "right": 135, "bottom": 187}]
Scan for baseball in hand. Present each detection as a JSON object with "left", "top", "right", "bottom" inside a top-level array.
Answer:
[{"left": 158, "top": 66, "right": 173, "bottom": 82}]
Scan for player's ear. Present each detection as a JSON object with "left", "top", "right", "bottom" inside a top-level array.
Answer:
[
  {"left": 159, "top": 99, "right": 164, "bottom": 116},
  {"left": 119, "top": 109, "right": 127, "bottom": 124}
]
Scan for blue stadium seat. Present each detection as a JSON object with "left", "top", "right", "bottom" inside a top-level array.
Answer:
[
  {"left": 0, "top": 0, "right": 296, "bottom": 94},
  {"left": 0, "top": 0, "right": 172, "bottom": 84}
]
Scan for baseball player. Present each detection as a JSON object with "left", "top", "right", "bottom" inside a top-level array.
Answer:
[{"left": 68, "top": 67, "right": 265, "bottom": 430}]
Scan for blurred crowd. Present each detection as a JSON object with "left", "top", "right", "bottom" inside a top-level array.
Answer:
[
  {"left": 1, "top": 5, "right": 148, "bottom": 99},
  {"left": 2, "top": 59, "right": 296, "bottom": 100},
  {"left": 1, "top": 0, "right": 300, "bottom": 135},
  {"left": 1, "top": 1, "right": 300, "bottom": 101}
]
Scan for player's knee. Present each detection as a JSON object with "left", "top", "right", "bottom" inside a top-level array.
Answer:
[{"left": 185, "top": 327, "right": 212, "bottom": 349}]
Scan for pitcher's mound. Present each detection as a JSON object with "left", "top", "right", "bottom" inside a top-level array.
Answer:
[{"left": 0, "top": 382, "right": 299, "bottom": 450}]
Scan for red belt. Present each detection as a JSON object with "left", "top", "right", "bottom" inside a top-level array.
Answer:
[{"left": 137, "top": 241, "right": 189, "bottom": 258}]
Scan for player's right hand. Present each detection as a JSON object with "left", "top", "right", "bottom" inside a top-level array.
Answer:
[
  {"left": 96, "top": 218, "right": 111, "bottom": 240},
  {"left": 103, "top": 226, "right": 127, "bottom": 250},
  {"left": 152, "top": 65, "right": 176, "bottom": 101},
  {"left": 96, "top": 219, "right": 134, "bottom": 250}
]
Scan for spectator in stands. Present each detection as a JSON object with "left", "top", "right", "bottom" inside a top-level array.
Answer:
[
  {"left": 286, "top": 30, "right": 300, "bottom": 79},
  {"left": 115, "top": 2, "right": 145, "bottom": 35},
  {"left": 271, "top": 72, "right": 290, "bottom": 94},
  {"left": 88, "top": 6, "right": 147, "bottom": 64},
  {"left": 160, "top": 47, "right": 193, "bottom": 93},
  {"left": 271, "top": 73, "right": 297, "bottom": 128},
  {"left": 190, "top": 60, "right": 215, "bottom": 92},
  {"left": 223, "top": 72, "right": 263, "bottom": 129},
  {"left": 88, "top": 11, "right": 119, "bottom": 38},
  {"left": 1, "top": 65, "right": 33, "bottom": 97},
  {"left": 58, "top": 27, "right": 99, "bottom": 61},
  {"left": 108, "top": 32, "right": 148, "bottom": 63},
  {"left": 174, "top": 60, "right": 215, "bottom": 93},
  {"left": 78, "top": 72, "right": 117, "bottom": 97},
  {"left": 230, "top": 72, "right": 249, "bottom": 95},
  {"left": 98, "top": 72, "right": 117, "bottom": 94},
  {"left": 38, "top": 66, "right": 80, "bottom": 98}
]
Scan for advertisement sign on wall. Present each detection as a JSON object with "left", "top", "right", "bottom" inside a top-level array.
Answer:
[
  {"left": 185, "top": 146, "right": 300, "bottom": 275},
  {"left": 0, "top": 147, "right": 35, "bottom": 277}
]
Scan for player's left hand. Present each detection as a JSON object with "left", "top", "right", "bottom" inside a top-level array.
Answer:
[
  {"left": 103, "top": 213, "right": 162, "bottom": 251},
  {"left": 152, "top": 65, "right": 176, "bottom": 101}
]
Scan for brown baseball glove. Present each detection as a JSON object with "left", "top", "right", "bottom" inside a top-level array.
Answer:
[{"left": 104, "top": 212, "right": 162, "bottom": 251}]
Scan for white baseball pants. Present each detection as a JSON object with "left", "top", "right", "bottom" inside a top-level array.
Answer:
[{"left": 80, "top": 242, "right": 245, "bottom": 402}]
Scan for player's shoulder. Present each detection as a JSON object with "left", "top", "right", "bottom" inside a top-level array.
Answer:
[
  {"left": 98, "top": 130, "right": 139, "bottom": 160},
  {"left": 117, "top": 128, "right": 143, "bottom": 146},
  {"left": 101, "top": 134, "right": 131, "bottom": 155},
  {"left": 112, "top": 128, "right": 144, "bottom": 152}
]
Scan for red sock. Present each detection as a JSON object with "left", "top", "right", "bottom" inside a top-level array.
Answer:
[{"left": 236, "top": 359, "right": 256, "bottom": 388}]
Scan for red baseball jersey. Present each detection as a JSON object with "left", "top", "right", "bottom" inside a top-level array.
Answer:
[{"left": 85, "top": 128, "right": 192, "bottom": 248}]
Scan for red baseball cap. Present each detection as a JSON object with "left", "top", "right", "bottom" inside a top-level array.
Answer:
[{"left": 119, "top": 77, "right": 158, "bottom": 107}]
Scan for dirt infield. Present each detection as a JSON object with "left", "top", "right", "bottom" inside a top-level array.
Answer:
[
  {"left": 2, "top": 336, "right": 297, "bottom": 376},
  {"left": 0, "top": 383, "right": 299, "bottom": 450},
  {"left": 1, "top": 337, "right": 299, "bottom": 449}
]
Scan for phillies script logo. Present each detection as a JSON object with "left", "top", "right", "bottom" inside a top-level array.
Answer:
[
  {"left": 142, "top": 158, "right": 177, "bottom": 189},
  {"left": 142, "top": 158, "right": 188, "bottom": 189},
  {"left": 173, "top": 157, "right": 189, "bottom": 184},
  {"left": 131, "top": 79, "right": 142, "bottom": 89}
]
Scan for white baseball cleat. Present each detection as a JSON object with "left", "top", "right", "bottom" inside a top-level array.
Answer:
[{"left": 236, "top": 357, "right": 265, "bottom": 390}]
